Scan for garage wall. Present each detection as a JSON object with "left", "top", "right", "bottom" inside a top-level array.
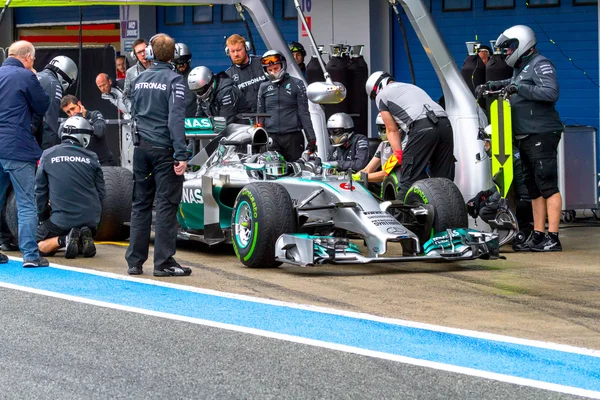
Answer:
[
  {"left": 14, "top": 5, "right": 119, "bottom": 25},
  {"left": 392, "top": 0, "right": 599, "bottom": 130},
  {"left": 156, "top": 4, "right": 298, "bottom": 74}
]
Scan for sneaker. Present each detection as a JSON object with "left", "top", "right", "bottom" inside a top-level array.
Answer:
[
  {"left": 1, "top": 242, "right": 19, "bottom": 252},
  {"left": 80, "top": 227, "right": 96, "bottom": 258},
  {"left": 512, "top": 231, "right": 542, "bottom": 252},
  {"left": 531, "top": 235, "right": 562, "bottom": 252},
  {"left": 23, "top": 257, "right": 49, "bottom": 268},
  {"left": 65, "top": 228, "right": 81, "bottom": 259},
  {"left": 153, "top": 264, "right": 192, "bottom": 277},
  {"left": 0, "top": 253, "right": 8, "bottom": 263},
  {"left": 128, "top": 265, "right": 143, "bottom": 275}
]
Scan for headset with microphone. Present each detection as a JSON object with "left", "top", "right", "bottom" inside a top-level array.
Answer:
[{"left": 145, "top": 34, "right": 160, "bottom": 60}]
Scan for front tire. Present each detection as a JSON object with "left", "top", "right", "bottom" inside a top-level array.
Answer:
[
  {"left": 403, "top": 177, "right": 468, "bottom": 244},
  {"left": 232, "top": 182, "right": 296, "bottom": 268}
]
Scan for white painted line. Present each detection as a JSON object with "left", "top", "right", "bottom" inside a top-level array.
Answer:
[
  {"left": 1, "top": 279, "right": 599, "bottom": 400},
  {"left": 11, "top": 255, "right": 597, "bottom": 357}
]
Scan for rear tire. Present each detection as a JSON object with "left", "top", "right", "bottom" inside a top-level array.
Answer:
[
  {"left": 95, "top": 167, "right": 133, "bottom": 241},
  {"left": 403, "top": 178, "right": 468, "bottom": 244},
  {"left": 232, "top": 182, "right": 297, "bottom": 268}
]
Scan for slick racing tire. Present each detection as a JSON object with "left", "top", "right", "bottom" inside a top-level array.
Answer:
[
  {"left": 380, "top": 172, "right": 400, "bottom": 201},
  {"left": 95, "top": 167, "right": 133, "bottom": 241},
  {"left": 232, "top": 182, "right": 297, "bottom": 268},
  {"left": 403, "top": 177, "right": 468, "bottom": 245}
]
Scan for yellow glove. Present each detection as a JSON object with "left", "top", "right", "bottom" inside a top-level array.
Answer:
[{"left": 352, "top": 173, "right": 361, "bottom": 181}]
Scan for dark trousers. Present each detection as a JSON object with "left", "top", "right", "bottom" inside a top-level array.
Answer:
[
  {"left": 269, "top": 132, "right": 305, "bottom": 162},
  {"left": 397, "top": 117, "right": 455, "bottom": 201},
  {"left": 125, "top": 142, "right": 183, "bottom": 271}
]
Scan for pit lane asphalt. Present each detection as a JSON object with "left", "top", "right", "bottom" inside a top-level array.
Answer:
[{"left": 1, "top": 222, "right": 599, "bottom": 398}]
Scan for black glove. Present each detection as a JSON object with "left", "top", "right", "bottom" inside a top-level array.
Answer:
[
  {"left": 504, "top": 83, "right": 519, "bottom": 96},
  {"left": 474, "top": 84, "right": 488, "bottom": 100},
  {"left": 306, "top": 140, "right": 317, "bottom": 153},
  {"left": 466, "top": 190, "right": 493, "bottom": 219}
]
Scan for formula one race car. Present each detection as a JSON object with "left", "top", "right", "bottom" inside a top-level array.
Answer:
[{"left": 177, "top": 121, "right": 499, "bottom": 268}]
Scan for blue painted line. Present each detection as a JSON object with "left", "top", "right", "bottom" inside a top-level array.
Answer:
[{"left": 1, "top": 259, "right": 599, "bottom": 392}]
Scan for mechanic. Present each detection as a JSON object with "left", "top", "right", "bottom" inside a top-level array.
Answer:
[
  {"left": 257, "top": 50, "right": 317, "bottom": 162},
  {"left": 289, "top": 41, "right": 307, "bottom": 75},
  {"left": 366, "top": 71, "right": 454, "bottom": 202},
  {"left": 326, "top": 113, "right": 369, "bottom": 172},
  {"left": 0, "top": 40, "right": 50, "bottom": 267},
  {"left": 123, "top": 38, "right": 153, "bottom": 105},
  {"left": 475, "top": 25, "right": 564, "bottom": 252},
  {"left": 60, "top": 95, "right": 116, "bottom": 167},
  {"left": 173, "top": 43, "right": 199, "bottom": 118},
  {"left": 356, "top": 113, "right": 406, "bottom": 183},
  {"left": 96, "top": 73, "right": 130, "bottom": 116},
  {"left": 126, "top": 33, "right": 191, "bottom": 277},
  {"left": 225, "top": 34, "right": 267, "bottom": 112},
  {"left": 116, "top": 55, "right": 128, "bottom": 80},
  {"left": 34, "top": 55, "right": 78, "bottom": 150},
  {"left": 35, "top": 116, "right": 105, "bottom": 259},
  {"left": 188, "top": 66, "right": 251, "bottom": 126}
]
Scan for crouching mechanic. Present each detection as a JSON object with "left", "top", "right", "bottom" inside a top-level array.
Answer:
[
  {"left": 187, "top": 66, "right": 251, "bottom": 125},
  {"left": 327, "top": 113, "right": 369, "bottom": 172},
  {"left": 355, "top": 112, "right": 406, "bottom": 183},
  {"left": 257, "top": 50, "right": 317, "bottom": 162},
  {"left": 35, "top": 116, "right": 105, "bottom": 259}
]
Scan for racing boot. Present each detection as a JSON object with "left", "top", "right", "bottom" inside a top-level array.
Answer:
[
  {"left": 80, "top": 227, "right": 96, "bottom": 258},
  {"left": 530, "top": 232, "right": 562, "bottom": 252}
]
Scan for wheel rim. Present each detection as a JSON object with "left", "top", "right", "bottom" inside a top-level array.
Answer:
[{"left": 234, "top": 201, "right": 253, "bottom": 248}]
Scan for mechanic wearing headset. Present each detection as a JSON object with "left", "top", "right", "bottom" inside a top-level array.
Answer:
[
  {"left": 188, "top": 65, "right": 251, "bottom": 126},
  {"left": 225, "top": 34, "right": 267, "bottom": 113},
  {"left": 475, "top": 25, "right": 564, "bottom": 252},
  {"left": 126, "top": 33, "right": 191, "bottom": 277},
  {"left": 366, "top": 71, "right": 454, "bottom": 202},
  {"left": 123, "top": 38, "right": 153, "bottom": 105},
  {"left": 289, "top": 41, "right": 307, "bottom": 75},
  {"left": 35, "top": 55, "right": 78, "bottom": 150},
  {"left": 327, "top": 112, "right": 369, "bottom": 172},
  {"left": 36, "top": 116, "right": 105, "bottom": 260},
  {"left": 257, "top": 50, "right": 317, "bottom": 162}
]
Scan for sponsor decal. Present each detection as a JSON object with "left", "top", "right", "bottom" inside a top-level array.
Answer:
[
  {"left": 184, "top": 118, "right": 212, "bottom": 129},
  {"left": 387, "top": 226, "right": 406, "bottom": 235},
  {"left": 50, "top": 156, "right": 90, "bottom": 164},
  {"left": 339, "top": 182, "right": 355, "bottom": 191},
  {"left": 181, "top": 188, "right": 203, "bottom": 204},
  {"left": 237, "top": 76, "right": 266, "bottom": 89},
  {"left": 134, "top": 82, "right": 167, "bottom": 90}
]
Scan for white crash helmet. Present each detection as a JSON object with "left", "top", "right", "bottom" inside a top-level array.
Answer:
[
  {"left": 47, "top": 56, "right": 78, "bottom": 91},
  {"left": 375, "top": 113, "right": 406, "bottom": 148},
  {"left": 187, "top": 66, "right": 215, "bottom": 101},
  {"left": 365, "top": 71, "right": 393, "bottom": 100},
  {"left": 495, "top": 25, "right": 537, "bottom": 68},
  {"left": 173, "top": 43, "right": 192, "bottom": 67},
  {"left": 327, "top": 113, "right": 354, "bottom": 147},
  {"left": 261, "top": 50, "right": 287, "bottom": 83},
  {"left": 60, "top": 116, "right": 93, "bottom": 148}
]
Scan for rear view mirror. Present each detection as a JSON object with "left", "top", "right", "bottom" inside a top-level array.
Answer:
[{"left": 307, "top": 80, "right": 347, "bottom": 104}]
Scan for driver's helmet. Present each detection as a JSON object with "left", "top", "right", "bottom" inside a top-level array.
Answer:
[
  {"left": 495, "top": 25, "right": 536, "bottom": 67},
  {"left": 187, "top": 66, "right": 215, "bottom": 101},
  {"left": 261, "top": 50, "right": 287, "bottom": 83},
  {"left": 257, "top": 151, "right": 287, "bottom": 179},
  {"left": 327, "top": 113, "right": 354, "bottom": 147},
  {"left": 60, "top": 115, "right": 93, "bottom": 148},
  {"left": 46, "top": 56, "right": 78, "bottom": 91},
  {"left": 173, "top": 43, "right": 192, "bottom": 68}
]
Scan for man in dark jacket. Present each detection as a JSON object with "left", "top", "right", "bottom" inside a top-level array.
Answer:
[
  {"left": 36, "top": 116, "right": 105, "bottom": 259},
  {"left": 476, "top": 25, "right": 564, "bottom": 252},
  {"left": 126, "top": 33, "right": 191, "bottom": 277},
  {"left": 0, "top": 40, "right": 50, "bottom": 267},
  {"left": 60, "top": 95, "right": 116, "bottom": 166},
  {"left": 173, "top": 43, "right": 198, "bottom": 118},
  {"left": 124, "top": 38, "right": 152, "bottom": 105},
  {"left": 35, "top": 55, "right": 78, "bottom": 150},
  {"left": 225, "top": 34, "right": 267, "bottom": 113},
  {"left": 188, "top": 66, "right": 251, "bottom": 125},
  {"left": 257, "top": 50, "right": 317, "bottom": 162},
  {"left": 326, "top": 113, "right": 369, "bottom": 172}
]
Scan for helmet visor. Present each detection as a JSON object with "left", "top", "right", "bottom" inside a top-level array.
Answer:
[{"left": 261, "top": 54, "right": 283, "bottom": 66}]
